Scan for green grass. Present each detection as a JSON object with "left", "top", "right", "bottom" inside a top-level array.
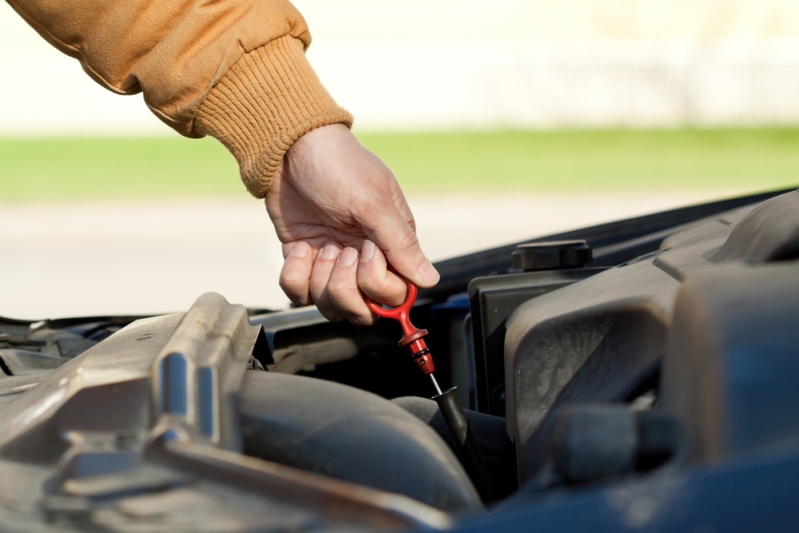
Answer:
[
  {"left": 359, "top": 129, "right": 799, "bottom": 194},
  {"left": 1, "top": 129, "right": 798, "bottom": 201},
  {"left": 0, "top": 137, "right": 242, "bottom": 201}
]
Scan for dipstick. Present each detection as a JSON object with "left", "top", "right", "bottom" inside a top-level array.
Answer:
[{"left": 429, "top": 374, "right": 443, "bottom": 396}]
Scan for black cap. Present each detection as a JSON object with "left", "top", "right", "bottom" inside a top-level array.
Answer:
[{"left": 511, "top": 240, "right": 592, "bottom": 271}]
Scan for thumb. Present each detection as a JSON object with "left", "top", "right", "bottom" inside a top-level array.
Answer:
[{"left": 364, "top": 208, "right": 440, "bottom": 289}]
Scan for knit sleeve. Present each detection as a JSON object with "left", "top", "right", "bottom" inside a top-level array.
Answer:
[
  {"left": 7, "top": 0, "right": 352, "bottom": 197},
  {"left": 195, "top": 36, "right": 353, "bottom": 198}
]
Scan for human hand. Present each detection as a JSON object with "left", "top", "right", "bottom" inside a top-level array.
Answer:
[{"left": 267, "top": 124, "right": 439, "bottom": 325}]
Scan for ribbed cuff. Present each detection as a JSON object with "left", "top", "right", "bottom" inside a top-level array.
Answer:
[{"left": 195, "top": 36, "right": 353, "bottom": 198}]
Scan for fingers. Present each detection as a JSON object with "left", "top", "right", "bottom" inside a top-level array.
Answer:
[
  {"left": 304, "top": 242, "right": 376, "bottom": 325},
  {"left": 279, "top": 236, "right": 427, "bottom": 324},
  {"left": 326, "top": 247, "right": 376, "bottom": 326},
  {"left": 279, "top": 242, "right": 314, "bottom": 306},
  {"left": 365, "top": 209, "right": 440, "bottom": 290},
  {"left": 309, "top": 242, "right": 345, "bottom": 322},
  {"left": 358, "top": 240, "right": 407, "bottom": 307}
]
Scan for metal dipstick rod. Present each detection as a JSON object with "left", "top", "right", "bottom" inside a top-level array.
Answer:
[{"left": 364, "top": 276, "right": 498, "bottom": 503}]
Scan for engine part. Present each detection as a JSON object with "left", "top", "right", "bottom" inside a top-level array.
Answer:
[
  {"left": 550, "top": 404, "right": 679, "bottom": 484},
  {"left": 251, "top": 305, "right": 435, "bottom": 400},
  {"left": 467, "top": 267, "right": 605, "bottom": 415},
  {"left": 505, "top": 190, "right": 799, "bottom": 485},
  {"left": 0, "top": 293, "right": 451, "bottom": 532},
  {"left": 661, "top": 263, "right": 799, "bottom": 462},
  {"left": 552, "top": 405, "right": 636, "bottom": 483},
  {"left": 269, "top": 337, "right": 393, "bottom": 374},
  {"left": 393, "top": 395, "right": 517, "bottom": 498},
  {"left": 238, "top": 371, "right": 482, "bottom": 513},
  {"left": 432, "top": 388, "right": 498, "bottom": 503},
  {"left": 0, "top": 349, "right": 69, "bottom": 375},
  {"left": 511, "top": 240, "right": 593, "bottom": 272}
]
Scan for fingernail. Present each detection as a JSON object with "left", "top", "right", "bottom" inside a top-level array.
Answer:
[
  {"left": 320, "top": 244, "right": 339, "bottom": 261},
  {"left": 361, "top": 240, "right": 375, "bottom": 262},
  {"left": 289, "top": 242, "right": 309, "bottom": 259},
  {"left": 418, "top": 260, "right": 440, "bottom": 286},
  {"left": 337, "top": 247, "right": 358, "bottom": 267}
]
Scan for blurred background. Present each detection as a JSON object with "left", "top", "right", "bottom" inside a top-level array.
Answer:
[{"left": 2, "top": 0, "right": 799, "bottom": 317}]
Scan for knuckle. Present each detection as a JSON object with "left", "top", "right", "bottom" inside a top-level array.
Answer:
[
  {"left": 391, "top": 231, "right": 422, "bottom": 260},
  {"left": 386, "top": 290, "right": 407, "bottom": 307},
  {"left": 359, "top": 270, "right": 406, "bottom": 306},
  {"left": 308, "top": 281, "right": 326, "bottom": 306},
  {"left": 279, "top": 277, "right": 309, "bottom": 306},
  {"left": 283, "top": 292, "right": 309, "bottom": 307},
  {"left": 321, "top": 310, "right": 345, "bottom": 323},
  {"left": 326, "top": 276, "right": 351, "bottom": 297},
  {"left": 280, "top": 268, "right": 306, "bottom": 286},
  {"left": 325, "top": 282, "right": 373, "bottom": 326},
  {"left": 399, "top": 240, "right": 422, "bottom": 261},
  {"left": 359, "top": 272, "right": 387, "bottom": 294},
  {"left": 349, "top": 313, "right": 376, "bottom": 327},
  {"left": 310, "top": 267, "right": 334, "bottom": 291},
  {"left": 308, "top": 275, "right": 326, "bottom": 293},
  {"left": 316, "top": 299, "right": 344, "bottom": 322}
]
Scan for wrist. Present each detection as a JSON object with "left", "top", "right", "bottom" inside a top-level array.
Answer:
[
  {"left": 195, "top": 37, "right": 352, "bottom": 199},
  {"left": 286, "top": 124, "right": 352, "bottom": 165}
]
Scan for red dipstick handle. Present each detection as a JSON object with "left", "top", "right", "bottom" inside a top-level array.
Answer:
[{"left": 364, "top": 277, "right": 442, "bottom": 394}]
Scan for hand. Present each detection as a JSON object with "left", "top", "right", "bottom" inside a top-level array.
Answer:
[{"left": 267, "top": 124, "right": 440, "bottom": 325}]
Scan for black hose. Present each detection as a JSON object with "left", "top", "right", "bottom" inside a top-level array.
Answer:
[{"left": 433, "top": 386, "right": 499, "bottom": 503}]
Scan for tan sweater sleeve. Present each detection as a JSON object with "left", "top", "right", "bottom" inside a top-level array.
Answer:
[{"left": 6, "top": 0, "right": 352, "bottom": 197}]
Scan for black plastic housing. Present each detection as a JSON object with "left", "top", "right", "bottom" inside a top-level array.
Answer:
[{"left": 468, "top": 268, "right": 606, "bottom": 415}]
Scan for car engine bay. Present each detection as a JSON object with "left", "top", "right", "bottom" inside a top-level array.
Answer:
[{"left": 0, "top": 188, "right": 796, "bottom": 532}]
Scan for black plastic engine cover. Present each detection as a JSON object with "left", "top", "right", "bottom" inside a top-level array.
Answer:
[
  {"left": 505, "top": 190, "right": 799, "bottom": 484},
  {"left": 468, "top": 268, "right": 606, "bottom": 416}
]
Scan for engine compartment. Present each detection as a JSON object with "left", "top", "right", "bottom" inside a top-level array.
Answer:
[{"left": 0, "top": 188, "right": 796, "bottom": 532}]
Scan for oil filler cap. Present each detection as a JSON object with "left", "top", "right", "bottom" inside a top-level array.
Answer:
[{"left": 512, "top": 240, "right": 592, "bottom": 271}]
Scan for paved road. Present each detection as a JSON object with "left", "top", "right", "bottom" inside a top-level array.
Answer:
[{"left": 0, "top": 191, "right": 737, "bottom": 318}]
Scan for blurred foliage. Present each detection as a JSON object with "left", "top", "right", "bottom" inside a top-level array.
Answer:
[{"left": 1, "top": 129, "right": 798, "bottom": 201}]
